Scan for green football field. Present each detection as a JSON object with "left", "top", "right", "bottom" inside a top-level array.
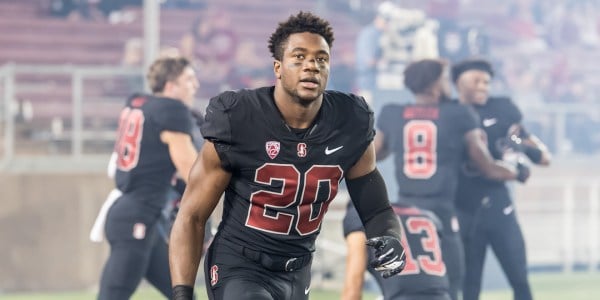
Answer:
[{"left": 1, "top": 272, "right": 599, "bottom": 299}]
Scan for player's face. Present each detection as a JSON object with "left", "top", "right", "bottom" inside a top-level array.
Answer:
[
  {"left": 456, "top": 69, "right": 490, "bottom": 106},
  {"left": 171, "top": 66, "right": 199, "bottom": 107},
  {"left": 274, "top": 32, "right": 330, "bottom": 104}
]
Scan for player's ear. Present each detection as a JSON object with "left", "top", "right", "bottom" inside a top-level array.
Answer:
[{"left": 274, "top": 60, "right": 281, "bottom": 79}]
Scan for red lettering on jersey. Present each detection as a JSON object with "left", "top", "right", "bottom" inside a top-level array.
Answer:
[
  {"left": 210, "top": 265, "right": 219, "bottom": 286},
  {"left": 297, "top": 143, "right": 307, "bottom": 157},
  {"left": 392, "top": 206, "right": 421, "bottom": 216},
  {"left": 131, "top": 97, "right": 146, "bottom": 107},
  {"left": 265, "top": 141, "right": 280, "bottom": 159},
  {"left": 403, "top": 107, "right": 439, "bottom": 120}
]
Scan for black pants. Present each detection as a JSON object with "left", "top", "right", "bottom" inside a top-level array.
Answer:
[
  {"left": 203, "top": 237, "right": 312, "bottom": 300},
  {"left": 98, "top": 199, "right": 171, "bottom": 300},
  {"left": 457, "top": 187, "right": 532, "bottom": 300},
  {"left": 440, "top": 217, "right": 465, "bottom": 300}
]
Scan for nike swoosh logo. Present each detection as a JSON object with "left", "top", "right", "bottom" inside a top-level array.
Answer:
[
  {"left": 482, "top": 118, "right": 497, "bottom": 127},
  {"left": 304, "top": 287, "right": 310, "bottom": 295},
  {"left": 324, "top": 146, "right": 344, "bottom": 155}
]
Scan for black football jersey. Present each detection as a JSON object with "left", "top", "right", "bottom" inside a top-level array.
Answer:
[
  {"left": 377, "top": 101, "right": 479, "bottom": 200},
  {"left": 456, "top": 96, "right": 522, "bottom": 212},
  {"left": 201, "top": 87, "right": 374, "bottom": 257},
  {"left": 343, "top": 201, "right": 449, "bottom": 298},
  {"left": 113, "top": 94, "right": 194, "bottom": 211}
]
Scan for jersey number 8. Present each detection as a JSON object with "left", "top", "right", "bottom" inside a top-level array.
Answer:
[{"left": 403, "top": 120, "right": 437, "bottom": 179}]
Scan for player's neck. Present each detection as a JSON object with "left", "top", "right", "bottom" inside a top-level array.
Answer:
[
  {"left": 273, "top": 93, "right": 321, "bottom": 129},
  {"left": 414, "top": 94, "right": 439, "bottom": 105}
]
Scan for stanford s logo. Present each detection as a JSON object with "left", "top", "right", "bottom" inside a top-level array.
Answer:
[
  {"left": 297, "top": 143, "right": 307, "bottom": 157},
  {"left": 265, "top": 141, "right": 280, "bottom": 159},
  {"left": 210, "top": 265, "right": 219, "bottom": 286}
]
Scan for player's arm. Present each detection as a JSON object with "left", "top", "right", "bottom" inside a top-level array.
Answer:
[
  {"left": 161, "top": 130, "right": 199, "bottom": 183},
  {"left": 513, "top": 125, "right": 552, "bottom": 166},
  {"left": 169, "top": 141, "right": 231, "bottom": 299},
  {"left": 342, "top": 230, "right": 369, "bottom": 300},
  {"left": 465, "top": 128, "right": 528, "bottom": 182},
  {"left": 346, "top": 142, "right": 405, "bottom": 278}
]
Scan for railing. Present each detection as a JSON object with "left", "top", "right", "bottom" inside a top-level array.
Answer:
[{"left": 0, "top": 63, "right": 142, "bottom": 170}]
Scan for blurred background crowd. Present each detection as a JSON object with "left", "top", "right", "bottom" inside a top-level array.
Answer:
[
  {"left": 1, "top": 0, "right": 599, "bottom": 295},
  {"left": 1, "top": 0, "right": 599, "bottom": 156}
]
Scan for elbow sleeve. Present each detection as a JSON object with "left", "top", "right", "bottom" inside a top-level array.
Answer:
[{"left": 346, "top": 169, "right": 400, "bottom": 240}]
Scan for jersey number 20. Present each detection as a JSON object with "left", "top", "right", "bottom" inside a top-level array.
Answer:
[
  {"left": 403, "top": 120, "right": 437, "bottom": 179},
  {"left": 115, "top": 107, "right": 144, "bottom": 171},
  {"left": 246, "top": 163, "right": 343, "bottom": 236}
]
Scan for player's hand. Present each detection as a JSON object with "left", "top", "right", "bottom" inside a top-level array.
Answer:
[
  {"left": 366, "top": 236, "right": 406, "bottom": 278},
  {"left": 516, "top": 162, "right": 530, "bottom": 183},
  {"left": 496, "top": 134, "right": 525, "bottom": 153}
]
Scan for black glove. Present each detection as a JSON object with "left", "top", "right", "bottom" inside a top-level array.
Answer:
[
  {"left": 516, "top": 162, "right": 530, "bottom": 183},
  {"left": 366, "top": 236, "right": 406, "bottom": 278}
]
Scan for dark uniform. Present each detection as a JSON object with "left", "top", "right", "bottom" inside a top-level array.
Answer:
[
  {"left": 343, "top": 201, "right": 451, "bottom": 300},
  {"left": 456, "top": 96, "right": 533, "bottom": 300},
  {"left": 200, "top": 87, "right": 374, "bottom": 300},
  {"left": 377, "top": 101, "right": 479, "bottom": 300},
  {"left": 98, "top": 94, "right": 194, "bottom": 300}
]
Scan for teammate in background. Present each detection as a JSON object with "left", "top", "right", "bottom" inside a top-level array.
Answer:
[
  {"left": 169, "top": 11, "right": 406, "bottom": 300},
  {"left": 342, "top": 201, "right": 451, "bottom": 300},
  {"left": 375, "top": 59, "right": 529, "bottom": 300},
  {"left": 97, "top": 56, "right": 199, "bottom": 300},
  {"left": 452, "top": 58, "right": 551, "bottom": 300}
]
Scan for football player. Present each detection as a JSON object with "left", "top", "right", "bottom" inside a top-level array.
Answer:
[
  {"left": 374, "top": 59, "right": 528, "bottom": 300},
  {"left": 97, "top": 56, "right": 199, "bottom": 300},
  {"left": 452, "top": 58, "right": 551, "bottom": 300},
  {"left": 343, "top": 200, "right": 451, "bottom": 300},
  {"left": 169, "top": 11, "right": 406, "bottom": 300}
]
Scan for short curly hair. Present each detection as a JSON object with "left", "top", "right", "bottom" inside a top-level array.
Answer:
[
  {"left": 451, "top": 58, "right": 494, "bottom": 83},
  {"left": 268, "top": 11, "right": 335, "bottom": 61},
  {"left": 404, "top": 59, "right": 445, "bottom": 95}
]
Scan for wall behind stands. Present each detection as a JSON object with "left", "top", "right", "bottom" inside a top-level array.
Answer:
[{"left": 0, "top": 172, "right": 110, "bottom": 292}]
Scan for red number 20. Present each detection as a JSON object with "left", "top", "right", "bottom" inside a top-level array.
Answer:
[
  {"left": 403, "top": 120, "right": 437, "bottom": 179},
  {"left": 115, "top": 107, "right": 144, "bottom": 171},
  {"left": 246, "top": 164, "right": 343, "bottom": 236}
]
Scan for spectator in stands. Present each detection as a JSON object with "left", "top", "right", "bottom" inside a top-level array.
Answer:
[
  {"left": 355, "top": 1, "right": 393, "bottom": 105},
  {"left": 180, "top": 9, "right": 238, "bottom": 99},
  {"left": 99, "top": 0, "right": 141, "bottom": 24},
  {"left": 120, "top": 37, "right": 144, "bottom": 92},
  {"left": 228, "top": 40, "right": 272, "bottom": 89},
  {"left": 48, "top": 0, "right": 98, "bottom": 20},
  {"left": 329, "top": 49, "right": 356, "bottom": 92}
]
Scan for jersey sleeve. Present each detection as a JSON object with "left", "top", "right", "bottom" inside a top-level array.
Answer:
[
  {"left": 201, "top": 91, "right": 236, "bottom": 145},
  {"left": 456, "top": 104, "right": 480, "bottom": 135},
  {"left": 498, "top": 96, "right": 523, "bottom": 124},
  {"left": 376, "top": 104, "right": 401, "bottom": 151},
  {"left": 200, "top": 91, "right": 238, "bottom": 171},
  {"left": 349, "top": 93, "right": 375, "bottom": 143},
  {"left": 154, "top": 100, "right": 193, "bottom": 135},
  {"left": 342, "top": 201, "right": 365, "bottom": 237}
]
